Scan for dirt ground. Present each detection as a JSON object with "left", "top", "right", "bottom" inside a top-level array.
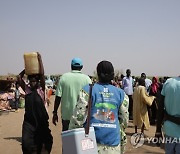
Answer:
[{"left": 0, "top": 95, "right": 165, "bottom": 154}]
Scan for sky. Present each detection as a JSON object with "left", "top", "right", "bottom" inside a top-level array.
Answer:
[{"left": 0, "top": 0, "right": 180, "bottom": 77}]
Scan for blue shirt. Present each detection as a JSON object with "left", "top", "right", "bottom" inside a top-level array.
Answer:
[{"left": 161, "top": 77, "right": 180, "bottom": 138}]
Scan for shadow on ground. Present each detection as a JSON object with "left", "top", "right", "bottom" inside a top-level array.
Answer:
[{"left": 4, "top": 137, "right": 22, "bottom": 143}]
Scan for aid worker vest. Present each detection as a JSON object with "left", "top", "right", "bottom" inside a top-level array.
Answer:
[{"left": 83, "top": 83, "right": 124, "bottom": 146}]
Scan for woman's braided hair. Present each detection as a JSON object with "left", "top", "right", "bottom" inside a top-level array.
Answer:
[{"left": 97, "top": 60, "right": 114, "bottom": 83}]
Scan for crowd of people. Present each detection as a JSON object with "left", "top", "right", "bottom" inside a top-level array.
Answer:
[
  {"left": 1, "top": 53, "right": 179, "bottom": 154},
  {"left": 51, "top": 57, "right": 177, "bottom": 154},
  {"left": 0, "top": 77, "right": 54, "bottom": 113},
  {"left": 0, "top": 79, "right": 25, "bottom": 112}
]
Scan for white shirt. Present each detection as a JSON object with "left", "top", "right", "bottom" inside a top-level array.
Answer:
[
  {"left": 145, "top": 78, "right": 152, "bottom": 92},
  {"left": 122, "top": 76, "right": 133, "bottom": 95}
]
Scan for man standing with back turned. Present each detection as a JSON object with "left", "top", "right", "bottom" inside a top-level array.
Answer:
[
  {"left": 52, "top": 58, "right": 92, "bottom": 131},
  {"left": 122, "top": 69, "right": 133, "bottom": 120},
  {"left": 156, "top": 76, "right": 180, "bottom": 153}
]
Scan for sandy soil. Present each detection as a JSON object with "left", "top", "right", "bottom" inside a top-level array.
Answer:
[{"left": 0, "top": 95, "right": 165, "bottom": 154}]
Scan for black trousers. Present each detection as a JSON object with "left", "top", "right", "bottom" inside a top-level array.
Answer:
[
  {"left": 62, "top": 119, "right": 70, "bottom": 131},
  {"left": 148, "top": 99, "right": 157, "bottom": 124},
  {"left": 128, "top": 95, "right": 133, "bottom": 119}
]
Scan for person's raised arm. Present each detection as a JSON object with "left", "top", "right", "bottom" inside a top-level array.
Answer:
[
  {"left": 37, "top": 52, "right": 45, "bottom": 91},
  {"left": 17, "top": 69, "right": 26, "bottom": 92}
]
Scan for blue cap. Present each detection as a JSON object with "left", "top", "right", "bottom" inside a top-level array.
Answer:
[{"left": 71, "top": 58, "right": 83, "bottom": 66}]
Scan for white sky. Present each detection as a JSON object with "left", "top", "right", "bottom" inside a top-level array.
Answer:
[{"left": 0, "top": 0, "right": 180, "bottom": 77}]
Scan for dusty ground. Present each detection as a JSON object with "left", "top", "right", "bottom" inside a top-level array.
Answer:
[{"left": 0, "top": 95, "right": 165, "bottom": 154}]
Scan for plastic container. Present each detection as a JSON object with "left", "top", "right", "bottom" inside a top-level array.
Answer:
[
  {"left": 18, "top": 97, "right": 25, "bottom": 108},
  {"left": 61, "top": 127, "right": 98, "bottom": 154},
  {"left": 24, "top": 52, "right": 40, "bottom": 75}
]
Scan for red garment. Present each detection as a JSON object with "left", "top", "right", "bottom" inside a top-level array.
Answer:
[{"left": 151, "top": 77, "right": 159, "bottom": 94}]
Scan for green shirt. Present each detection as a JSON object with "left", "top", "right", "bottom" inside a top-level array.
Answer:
[{"left": 55, "top": 70, "right": 91, "bottom": 120}]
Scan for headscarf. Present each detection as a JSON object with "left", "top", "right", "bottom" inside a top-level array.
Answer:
[{"left": 151, "top": 77, "right": 159, "bottom": 94}]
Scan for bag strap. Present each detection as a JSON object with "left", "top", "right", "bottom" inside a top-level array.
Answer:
[
  {"left": 164, "top": 110, "right": 180, "bottom": 125},
  {"left": 85, "top": 83, "right": 93, "bottom": 136}
]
